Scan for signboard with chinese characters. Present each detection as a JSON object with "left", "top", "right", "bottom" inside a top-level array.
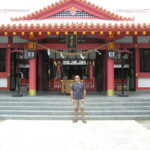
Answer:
[
  {"left": 63, "top": 60, "right": 86, "bottom": 65},
  {"left": 0, "top": 78, "right": 7, "bottom": 88},
  {"left": 66, "top": 33, "right": 77, "bottom": 48}
]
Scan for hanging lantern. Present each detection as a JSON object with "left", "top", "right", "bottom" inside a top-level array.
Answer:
[
  {"left": 143, "top": 31, "right": 146, "bottom": 35},
  {"left": 56, "top": 31, "right": 59, "bottom": 35},
  {"left": 30, "top": 32, "right": 33, "bottom": 35},
  {"left": 28, "top": 41, "right": 36, "bottom": 50},
  {"left": 109, "top": 31, "right": 112, "bottom": 35},
  {"left": 107, "top": 42, "right": 115, "bottom": 50},
  {"left": 82, "top": 31, "right": 86, "bottom": 35},
  {"left": 117, "top": 31, "right": 121, "bottom": 35},
  {"left": 134, "top": 31, "right": 138, "bottom": 35},
  {"left": 100, "top": 31, "right": 104, "bottom": 35},
  {"left": 13, "top": 32, "right": 16, "bottom": 36},
  {"left": 29, "top": 32, "right": 34, "bottom": 38},
  {"left": 21, "top": 32, "right": 25, "bottom": 35},
  {"left": 74, "top": 31, "right": 77, "bottom": 35},
  {"left": 65, "top": 31, "right": 68, "bottom": 35},
  {"left": 4, "top": 32, "right": 8, "bottom": 36},
  {"left": 108, "top": 31, "right": 114, "bottom": 38},
  {"left": 38, "top": 31, "right": 42, "bottom": 35},
  {"left": 91, "top": 31, "right": 95, "bottom": 35},
  {"left": 47, "top": 31, "right": 51, "bottom": 35},
  {"left": 126, "top": 31, "right": 129, "bottom": 35},
  {"left": 71, "top": 7, "right": 75, "bottom": 11}
]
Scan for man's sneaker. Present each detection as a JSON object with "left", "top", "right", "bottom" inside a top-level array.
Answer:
[
  {"left": 72, "top": 118, "right": 78, "bottom": 123},
  {"left": 82, "top": 119, "right": 87, "bottom": 123}
]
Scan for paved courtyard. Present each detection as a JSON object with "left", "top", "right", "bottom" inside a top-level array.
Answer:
[{"left": 0, "top": 120, "right": 150, "bottom": 150}]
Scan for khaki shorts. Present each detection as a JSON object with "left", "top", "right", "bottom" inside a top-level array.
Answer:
[{"left": 74, "top": 99, "right": 85, "bottom": 109}]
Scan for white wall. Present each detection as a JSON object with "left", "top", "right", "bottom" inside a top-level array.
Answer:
[
  {"left": 0, "top": 36, "right": 8, "bottom": 43},
  {"left": 13, "top": 36, "right": 28, "bottom": 43},
  {"left": 115, "top": 36, "right": 133, "bottom": 43},
  {"left": 137, "top": 36, "right": 150, "bottom": 43},
  {"left": 0, "top": 78, "right": 7, "bottom": 88},
  {"left": 138, "top": 78, "right": 150, "bottom": 88}
]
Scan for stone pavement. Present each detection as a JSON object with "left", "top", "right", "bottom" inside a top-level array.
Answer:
[
  {"left": 137, "top": 120, "right": 150, "bottom": 130},
  {"left": 0, "top": 120, "right": 150, "bottom": 150}
]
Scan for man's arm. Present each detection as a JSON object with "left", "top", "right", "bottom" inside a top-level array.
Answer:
[
  {"left": 83, "top": 90, "right": 86, "bottom": 100},
  {"left": 82, "top": 90, "right": 86, "bottom": 103},
  {"left": 70, "top": 84, "right": 74, "bottom": 100},
  {"left": 70, "top": 90, "right": 75, "bottom": 104},
  {"left": 70, "top": 83, "right": 73, "bottom": 99},
  {"left": 83, "top": 83, "right": 86, "bottom": 100}
]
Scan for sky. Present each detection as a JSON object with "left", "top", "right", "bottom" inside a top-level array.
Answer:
[{"left": 0, "top": 0, "right": 150, "bottom": 10}]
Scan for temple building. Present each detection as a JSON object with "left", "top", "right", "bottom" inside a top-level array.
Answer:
[{"left": 0, "top": 0, "right": 150, "bottom": 96}]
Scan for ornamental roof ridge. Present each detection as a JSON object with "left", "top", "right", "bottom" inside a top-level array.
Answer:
[
  {"left": 1, "top": 19, "right": 148, "bottom": 29},
  {"left": 11, "top": 0, "right": 134, "bottom": 21}
]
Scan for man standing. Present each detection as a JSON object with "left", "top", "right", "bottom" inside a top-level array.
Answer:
[{"left": 71, "top": 75, "right": 87, "bottom": 123}]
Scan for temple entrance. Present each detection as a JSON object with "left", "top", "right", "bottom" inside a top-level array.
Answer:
[
  {"left": 39, "top": 50, "right": 97, "bottom": 92},
  {"left": 114, "top": 48, "right": 136, "bottom": 91},
  {"left": 10, "top": 52, "right": 18, "bottom": 91},
  {"left": 9, "top": 48, "right": 136, "bottom": 94},
  {"left": 10, "top": 50, "right": 29, "bottom": 91}
]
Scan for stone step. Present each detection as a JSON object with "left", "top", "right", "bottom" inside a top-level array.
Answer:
[
  {"left": 0, "top": 115, "right": 150, "bottom": 120},
  {"left": 0, "top": 110, "right": 150, "bottom": 115},
  {"left": 0, "top": 97, "right": 150, "bottom": 120},
  {"left": 0, "top": 102, "right": 150, "bottom": 107},
  {"left": 0, "top": 106, "right": 150, "bottom": 110},
  {"left": 0, "top": 98, "right": 150, "bottom": 102}
]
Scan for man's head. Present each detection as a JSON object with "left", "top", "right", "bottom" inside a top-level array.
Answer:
[{"left": 74, "top": 75, "right": 80, "bottom": 82}]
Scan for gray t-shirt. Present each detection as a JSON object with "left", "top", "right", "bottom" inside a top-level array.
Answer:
[{"left": 71, "top": 82, "right": 86, "bottom": 100}]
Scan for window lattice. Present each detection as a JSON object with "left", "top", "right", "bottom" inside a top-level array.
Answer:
[{"left": 49, "top": 10, "right": 97, "bottom": 18}]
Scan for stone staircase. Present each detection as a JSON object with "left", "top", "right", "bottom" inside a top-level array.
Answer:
[{"left": 0, "top": 95, "right": 150, "bottom": 120}]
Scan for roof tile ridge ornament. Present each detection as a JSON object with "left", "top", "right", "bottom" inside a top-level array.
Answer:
[
  {"left": 1, "top": 20, "right": 150, "bottom": 31},
  {"left": 11, "top": 0, "right": 134, "bottom": 21}
]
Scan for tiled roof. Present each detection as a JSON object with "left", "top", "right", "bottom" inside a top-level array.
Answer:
[
  {"left": 11, "top": 0, "right": 134, "bottom": 21},
  {"left": 0, "top": 0, "right": 150, "bottom": 31},
  {"left": 0, "top": 19, "right": 149, "bottom": 31}
]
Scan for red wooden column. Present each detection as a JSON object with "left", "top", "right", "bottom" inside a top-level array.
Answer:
[
  {"left": 38, "top": 52, "right": 43, "bottom": 90},
  {"left": 89, "top": 61, "right": 93, "bottom": 80},
  {"left": 6, "top": 48, "right": 11, "bottom": 89},
  {"left": 6, "top": 48, "right": 11, "bottom": 73},
  {"left": 107, "top": 57, "right": 114, "bottom": 96},
  {"left": 29, "top": 55, "right": 37, "bottom": 96},
  {"left": 133, "top": 36, "right": 139, "bottom": 90},
  {"left": 6, "top": 36, "right": 13, "bottom": 90}
]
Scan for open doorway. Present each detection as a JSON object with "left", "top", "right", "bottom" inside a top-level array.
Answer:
[
  {"left": 114, "top": 48, "right": 136, "bottom": 91},
  {"left": 10, "top": 50, "right": 29, "bottom": 91},
  {"left": 62, "top": 65, "right": 87, "bottom": 79}
]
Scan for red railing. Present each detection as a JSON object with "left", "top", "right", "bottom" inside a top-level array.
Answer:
[
  {"left": 49, "top": 79, "right": 61, "bottom": 91},
  {"left": 114, "top": 79, "right": 128, "bottom": 91},
  {"left": 49, "top": 79, "right": 96, "bottom": 91},
  {"left": 84, "top": 79, "right": 96, "bottom": 91},
  {"left": 20, "top": 78, "right": 29, "bottom": 91},
  {"left": 19, "top": 78, "right": 96, "bottom": 91}
]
